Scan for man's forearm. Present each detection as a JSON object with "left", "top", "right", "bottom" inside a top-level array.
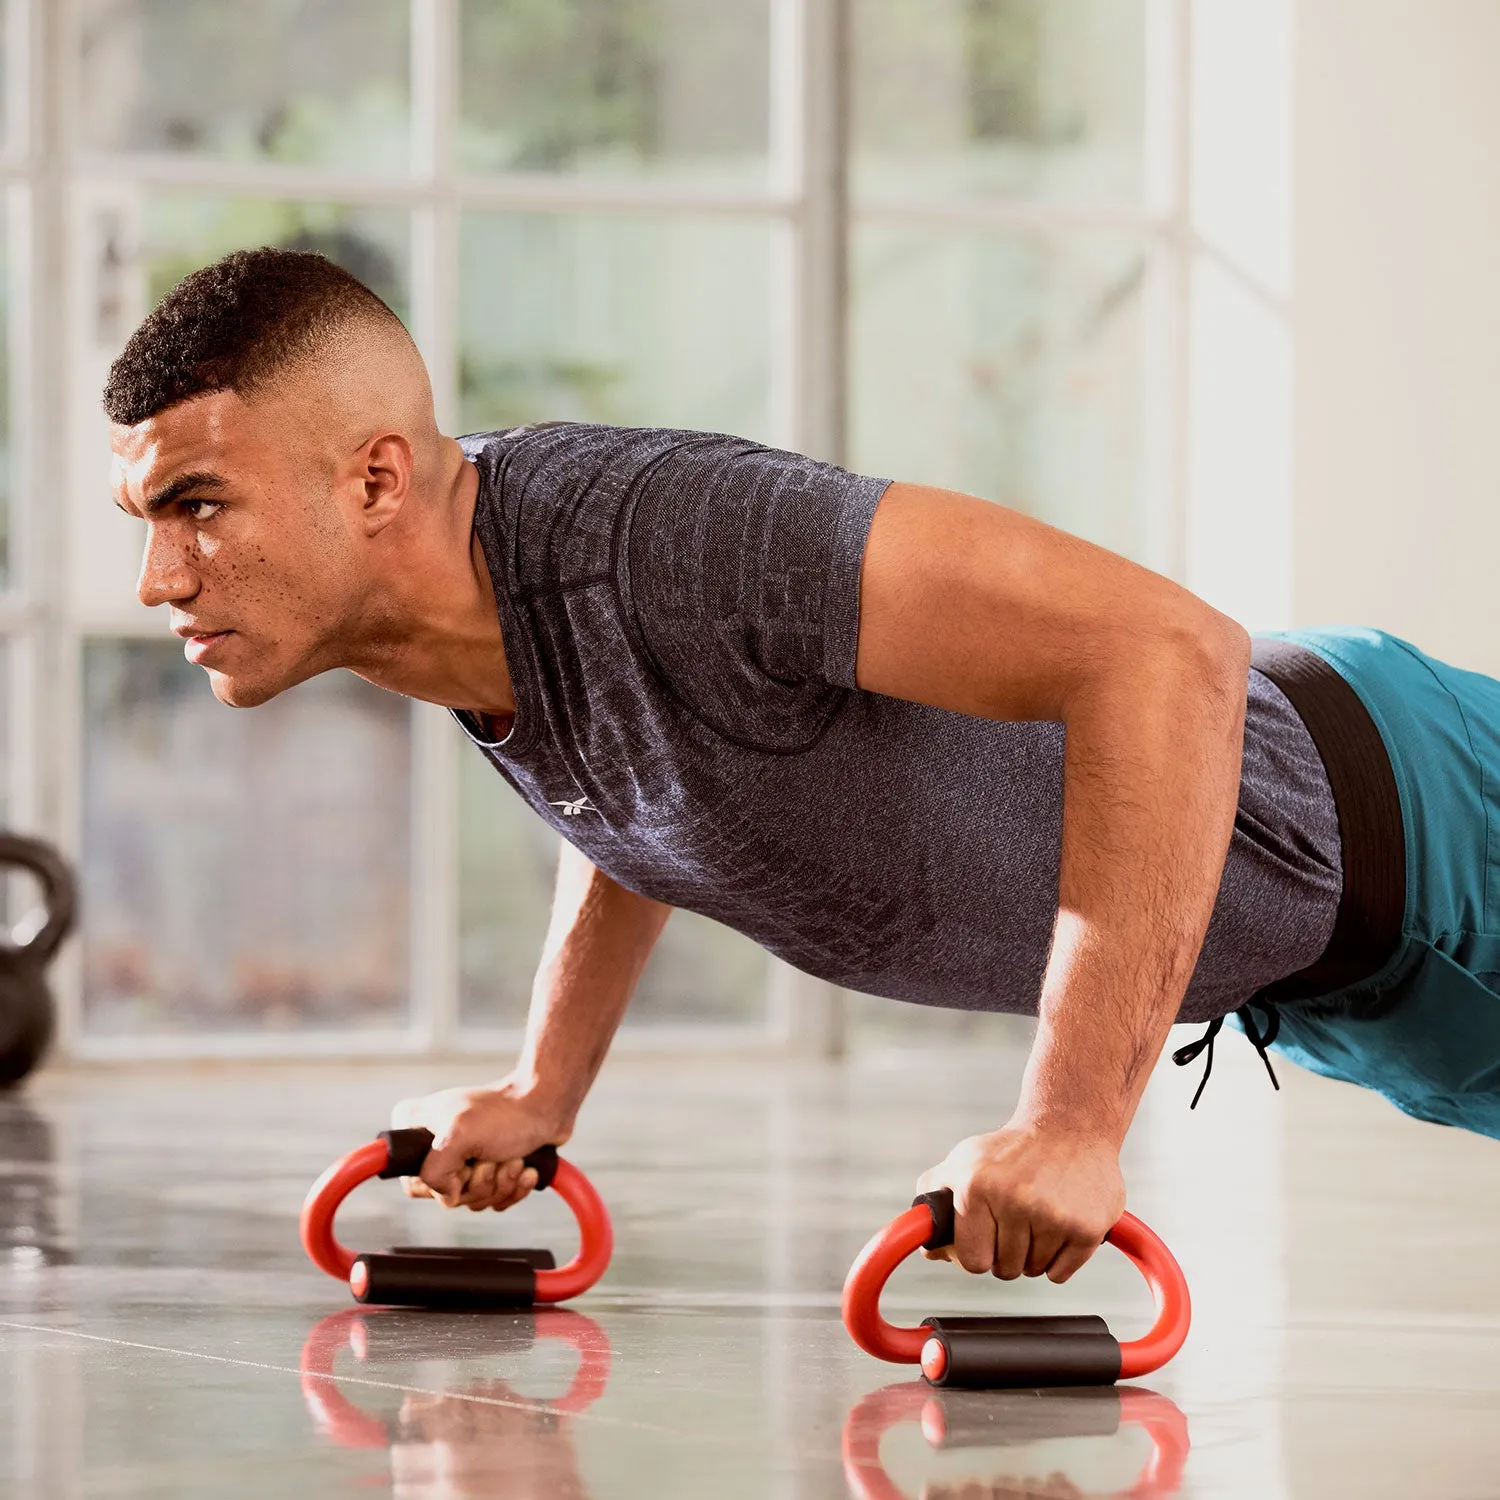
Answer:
[
  {"left": 514, "top": 841, "right": 672, "bottom": 1131},
  {"left": 1013, "top": 615, "right": 1252, "bottom": 1145}
]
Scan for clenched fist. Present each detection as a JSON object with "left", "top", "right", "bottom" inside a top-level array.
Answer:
[
  {"left": 389, "top": 1078, "right": 569, "bottom": 1212},
  {"left": 917, "top": 1125, "right": 1125, "bottom": 1284}
]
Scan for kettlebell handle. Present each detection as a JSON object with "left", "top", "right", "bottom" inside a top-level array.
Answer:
[{"left": 0, "top": 834, "right": 77, "bottom": 966}]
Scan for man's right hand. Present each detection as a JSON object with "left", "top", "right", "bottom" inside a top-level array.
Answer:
[{"left": 389, "top": 1080, "right": 570, "bottom": 1212}]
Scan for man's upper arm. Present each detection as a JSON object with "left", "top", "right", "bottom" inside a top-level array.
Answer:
[{"left": 853, "top": 483, "right": 1240, "bottom": 721}]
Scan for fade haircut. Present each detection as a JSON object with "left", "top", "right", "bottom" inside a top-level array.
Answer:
[{"left": 102, "top": 247, "right": 406, "bottom": 426}]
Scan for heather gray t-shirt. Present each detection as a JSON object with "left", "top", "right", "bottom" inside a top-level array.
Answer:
[{"left": 456, "top": 424, "right": 1343, "bottom": 1026}]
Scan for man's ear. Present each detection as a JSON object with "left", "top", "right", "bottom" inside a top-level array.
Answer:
[{"left": 359, "top": 432, "right": 414, "bottom": 535}]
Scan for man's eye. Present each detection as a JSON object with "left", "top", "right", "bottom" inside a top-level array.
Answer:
[{"left": 185, "top": 499, "right": 222, "bottom": 521}]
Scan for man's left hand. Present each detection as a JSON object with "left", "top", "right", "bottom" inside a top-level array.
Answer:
[{"left": 916, "top": 1125, "right": 1126, "bottom": 1284}]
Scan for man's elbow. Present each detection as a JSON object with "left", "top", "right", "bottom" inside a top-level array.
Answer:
[{"left": 1167, "top": 604, "right": 1251, "bottom": 710}]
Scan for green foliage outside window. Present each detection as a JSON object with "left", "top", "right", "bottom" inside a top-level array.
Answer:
[
  {"left": 143, "top": 199, "right": 409, "bottom": 325},
  {"left": 460, "top": 0, "right": 662, "bottom": 172}
]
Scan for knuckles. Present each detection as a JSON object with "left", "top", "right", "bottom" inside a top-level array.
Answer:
[
  {"left": 921, "top": 1134, "right": 1121, "bottom": 1284},
  {"left": 964, "top": 1175, "right": 1111, "bottom": 1245}
]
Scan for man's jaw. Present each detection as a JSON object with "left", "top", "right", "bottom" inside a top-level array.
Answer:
[{"left": 178, "top": 627, "right": 326, "bottom": 709}]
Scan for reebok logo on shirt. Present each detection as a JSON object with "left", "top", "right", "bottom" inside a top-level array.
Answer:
[{"left": 550, "top": 796, "right": 596, "bottom": 817}]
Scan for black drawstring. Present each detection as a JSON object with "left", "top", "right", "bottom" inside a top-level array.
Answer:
[
  {"left": 1172, "top": 1002, "right": 1281, "bottom": 1110},
  {"left": 1171, "top": 1016, "right": 1223, "bottom": 1109},
  {"left": 1239, "top": 1002, "right": 1282, "bottom": 1092}
]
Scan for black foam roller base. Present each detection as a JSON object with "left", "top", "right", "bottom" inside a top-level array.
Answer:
[
  {"left": 351, "top": 1251, "right": 538, "bottom": 1308},
  {"left": 387, "top": 1246, "right": 556, "bottom": 1270},
  {"left": 921, "top": 1315, "right": 1122, "bottom": 1390}
]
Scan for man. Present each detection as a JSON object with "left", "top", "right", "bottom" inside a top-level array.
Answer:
[{"left": 106, "top": 249, "right": 1496, "bottom": 1288}]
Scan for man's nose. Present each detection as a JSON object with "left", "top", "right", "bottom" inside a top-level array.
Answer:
[{"left": 136, "top": 525, "right": 199, "bottom": 609}]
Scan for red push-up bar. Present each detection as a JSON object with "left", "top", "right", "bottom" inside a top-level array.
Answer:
[
  {"left": 843, "top": 1188, "right": 1190, "bottom": 1388},
  {"left": 300, "top": 1128, "right": 612, "bottom": 1307}
]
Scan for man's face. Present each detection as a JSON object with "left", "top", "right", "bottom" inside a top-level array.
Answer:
[{"left": 110, "top": 385, "right": 367, "bottom": 707}]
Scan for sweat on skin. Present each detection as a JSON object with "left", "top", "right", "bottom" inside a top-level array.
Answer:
[{"left": 110, "top": 309, "right": 1271, "bottom": 1286}]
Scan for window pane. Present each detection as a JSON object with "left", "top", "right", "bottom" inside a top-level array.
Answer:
[
  {"left": 76, "top": 0, "right": 411, "bottom": 174},
  {"left": 634, "top": 910, "right": 769, "bottom": 1026},
  {"left": 81, "top": 643, "right": 412, "bottom": 1036},
  {"left": 850, "top": 228, "right": 1149, "bottom": 559},
  {"left": 458, "top": 738, "right": 769, "bottom": 1030},
  {"left": 843, "top": 987, "right": 1032, "bottom": 1051},
  {"left": 139, "top": 196, "right": 411, "bottom": 324},
  {"left": 458, "top": 0, "right": 769, "bottom": 184},
  {"left": 0, "top": 0, "right": 9, "bottom": 157},
  {"left": 457, "top": 745, "right": 555, "bottom": 1028},
  {"left": 0, "top": 644, "right": 31, "bottom": 938},
  {"left": 852, "top": 0, "right": 1147, "bottom": 205},
  {"left": 0, "top": 641, "right": 9, "bottom": 826},
  {"left": 459, "top": 211, "right": 774, "bottom": 440},
  {"left": 0, "top": 193, "right": 10, "bottom": 586}
]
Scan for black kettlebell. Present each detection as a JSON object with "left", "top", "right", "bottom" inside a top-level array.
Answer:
[{"left": 0, "top": 834, "right": 77, "bottom": 1090}]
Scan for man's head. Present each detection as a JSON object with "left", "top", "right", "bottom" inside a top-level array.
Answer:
[{"left": 106, "top": 247, "right": 446, "bottom": 707}]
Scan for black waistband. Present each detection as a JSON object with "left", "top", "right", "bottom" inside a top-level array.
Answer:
[{"left": 1249, "top": 638, "right": 1406, "bottom": 1008}]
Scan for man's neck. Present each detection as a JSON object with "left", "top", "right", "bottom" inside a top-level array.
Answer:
[{"left": 343, "top": 441, "right": 517, "bottom": 716}]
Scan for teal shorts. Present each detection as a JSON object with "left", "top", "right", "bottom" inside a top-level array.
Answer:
[{"left": 1256, "top": 628, "right": 1500, "bottom": 1136}]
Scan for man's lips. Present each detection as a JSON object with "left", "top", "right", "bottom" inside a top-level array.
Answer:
[{"left": 178, "top": 628, "right": 232, "bottom": 664}]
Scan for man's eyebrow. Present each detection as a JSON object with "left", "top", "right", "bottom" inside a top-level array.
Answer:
[{"left": 134, "top": 470, "right": 228, "bottom": 515}]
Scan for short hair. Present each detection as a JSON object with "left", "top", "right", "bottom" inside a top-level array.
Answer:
[{"left": 102, "top": 247, "right": 406, "bottom": 426}]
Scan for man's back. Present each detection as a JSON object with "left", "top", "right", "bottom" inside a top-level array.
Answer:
[{"left": 457, "top": 422, "right": 1341, "bottom": 1025}]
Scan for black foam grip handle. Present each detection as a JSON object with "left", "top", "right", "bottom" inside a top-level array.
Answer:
[
  {"left": 913, "top": 1186, "right": 956, "bottom": 1251},
  {"left": 377, "top": 1129, "right": 561, "bottom": 1188},
  {"left": 378, "top": 1128, "right": 436, "bottom": 1179},
  {"left": 525, "top": 1144, "right": 560, "bottom": 1191}
]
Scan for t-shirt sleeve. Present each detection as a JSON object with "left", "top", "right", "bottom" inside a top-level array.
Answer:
[{"left": 622, "top": 435, "right": 891, "bottom": 748}]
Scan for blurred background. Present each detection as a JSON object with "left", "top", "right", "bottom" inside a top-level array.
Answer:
[{"left": 0, "top": 0, "right": 1492, "bottom": 1064}]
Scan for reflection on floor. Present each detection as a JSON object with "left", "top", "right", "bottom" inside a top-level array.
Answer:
[{"left": 2, "top": 1032, "right": 1500, "bottom": 1498}]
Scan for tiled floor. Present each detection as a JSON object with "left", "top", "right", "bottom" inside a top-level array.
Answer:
[{"left": 3, "top": 1030, "right": 1499, "bottom": 1498}]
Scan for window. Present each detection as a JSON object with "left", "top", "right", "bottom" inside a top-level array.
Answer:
[
  {"left": 80, "top": 644, "right": 412, "bottom": 1039},
  {"left": 2, "top": 0, "right": 1196, "bottom": 1058}
]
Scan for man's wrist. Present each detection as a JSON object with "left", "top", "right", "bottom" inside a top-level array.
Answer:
[
  {"left": 1007, "top": 1094, "right": 1130, "bottom": 1151},
  {"left": 1009, "top": 1010, "right": 1154, "bottom": 1149},
  {"left": 501, "top": 1069, "right": 579, "bottom": 1140}
]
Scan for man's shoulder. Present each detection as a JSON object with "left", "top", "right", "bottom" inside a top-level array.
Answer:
[
  {"left": 461, "top": 424, "right": 762, "bottom": 592},
  {"left": 458, "top": 422, "right": 767, "bottom": 466},
  {"left": 459, "top": 424, "right": 825, "bottom": 555},
  {"left": 459, "top": 424, "right": 872, "bottom": 526}
]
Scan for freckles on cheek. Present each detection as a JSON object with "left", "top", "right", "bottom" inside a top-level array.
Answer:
[{"left": 228, "top": 550, "right": 324, "bottom": 636}]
